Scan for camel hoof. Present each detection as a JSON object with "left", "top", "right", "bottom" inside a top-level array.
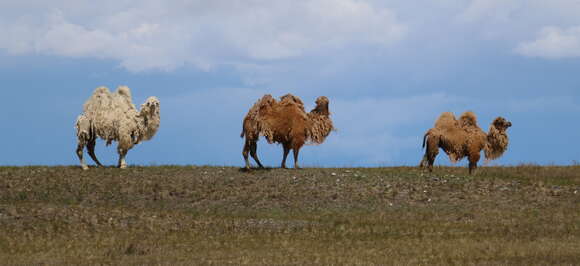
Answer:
[{"left": 81, "top": 165, "right": 89, "bottom": 170}]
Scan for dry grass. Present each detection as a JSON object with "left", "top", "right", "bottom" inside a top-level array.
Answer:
[{"left": 1, "top": 165, "right": 579, "bottom": 265}]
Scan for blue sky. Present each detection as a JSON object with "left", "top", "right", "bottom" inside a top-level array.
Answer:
[{"left": 1, "top": 0, "right": 579, "bottom": 167}]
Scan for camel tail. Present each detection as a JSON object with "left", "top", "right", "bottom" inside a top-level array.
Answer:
[
  {"left": 422, "top": 132, "right": 428, "bottom": 149},
  {"left": 240, "top": 130, "right": 245, "bottom": 138}
]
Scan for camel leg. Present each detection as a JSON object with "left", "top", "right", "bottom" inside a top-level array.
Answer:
[
  {"left": 293, "top": 147, "right": 301, "bottom": 169},
  {"left": 420, "top": 134, "right": 429, "bottom": 168},
  {"left": 421, "top": 138, "right": 439, "bottom": 172},
  {"left": 76, "top": 142, "right": 88, "bottom": 170},
  {"left": 281, "top": 143, "right": 290, "bottom": 169},
  {"left": 75, "top": 115, "right": 90, "bottom": 170},
  {"left": 117, "top": 148, "right": 128, "bottom": 169},
  {"left": 468, "top": 153, "right": 480, "bottom": 175},
  {"left": 419, "top": 154, "right": 428, "bottom": 168},
  {"left": 250, "top": 141, "right": 264, "bottom": 168},
  {"left": 427, "top": 152, "right": 437, "bottom": 173},
  {"left": 242, "top": 139, "right": 251, "bottom": 169},
  {"left": 117, "top": 142, "right": 132, "bottom": 169},
  {"left": 87, "top": 138, "right": 103, "bottom": 167}
]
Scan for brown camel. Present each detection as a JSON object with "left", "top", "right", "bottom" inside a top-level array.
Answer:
[
  {"left": 241, "top": 94, "right": 334, "bottom": 169},
  {"left": 420, "top": 111, "right": 511, "bottom": 174}
]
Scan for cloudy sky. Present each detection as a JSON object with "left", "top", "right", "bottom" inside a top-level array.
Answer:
[{"left": 1, "top": 0, "right": 579, "bottom": 167}]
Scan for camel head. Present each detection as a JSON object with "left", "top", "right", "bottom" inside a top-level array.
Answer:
[
  {"left": 138, "top": 96, "right": 161, "bottom": 141},
  {"left": 484, "top": 116, "right": 511, "bottom": 161},
  {"left": 311, "top": 96, "right": 330, "bottom": 116},
  {"left": 306, "top": 96, "right": 334, "bottom": 144},
  {"left": 140, "top": 96, "right": 160, "bottom": 116},
  {"left": 491, "top": 116, "right": 512, "bottom": 132}
]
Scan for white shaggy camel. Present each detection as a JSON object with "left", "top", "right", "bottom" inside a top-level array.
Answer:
[{"left": 75, "top": 86, "right": 160, "bottom": 170}]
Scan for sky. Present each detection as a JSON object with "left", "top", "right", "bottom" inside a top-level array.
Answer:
[{"left": 1, "top": 0, "right": 579, "bottom": 167}]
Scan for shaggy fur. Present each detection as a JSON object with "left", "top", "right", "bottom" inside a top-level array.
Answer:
[
  {"left": 484, "top": 117, "right": 511, "bottom": 161},
  {"left": 241, "top": 94, "right": 334, "bottom": 169},
  {"left": 75, "top": 86, "right": 160, "bottom": 170},
  {"left": 420, "top": 111, "right": 511, "bottom": 174}
]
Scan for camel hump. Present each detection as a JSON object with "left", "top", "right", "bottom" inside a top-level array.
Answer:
[
  {"left": 279, "top": 94, "right": 304, "bottom": 109},
  {"left": 434, "top": 112, "right": 458, "bottom": 129},
  {"left": 115, "top": 86, "right": 132, "bottom": 99},
  {"left": 83, "top": 87, "right": 113, "bottom": 113},
  {"left": 93, "top": 86, "right": 111, "bottom": 95},
  {"left": 255, "top": 94, "right": 276, "bottom": 113},
  {"left": 260, "top": 94, "right": 275, "bottom": 105},
  {"left": 459, "top": 111, "right": 478, "bottom": 128}
]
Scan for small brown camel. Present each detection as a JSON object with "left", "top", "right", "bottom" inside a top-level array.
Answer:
[
  {"left": 241, "top": 94, "right": 334, "bottom": 169},
  {"left": 420, "top": 111, "right": 511, "bottom": 174}
]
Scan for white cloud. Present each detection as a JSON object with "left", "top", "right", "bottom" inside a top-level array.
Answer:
[
  {"left": 0, "top": 0, "right": 406, "bottom": 72},
  {"left": 453, "top": 0, "right": 580, "bottom": 50},
  {"left": 515, "top": 26, "right": 580, "bottom": 58},
  {"left": 4, "top": 0, "right": 580, "bottom": 71}
]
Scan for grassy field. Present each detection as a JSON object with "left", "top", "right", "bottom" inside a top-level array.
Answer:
[{"left": 1, "top": 165, "right": 579, "bottom": 265}]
